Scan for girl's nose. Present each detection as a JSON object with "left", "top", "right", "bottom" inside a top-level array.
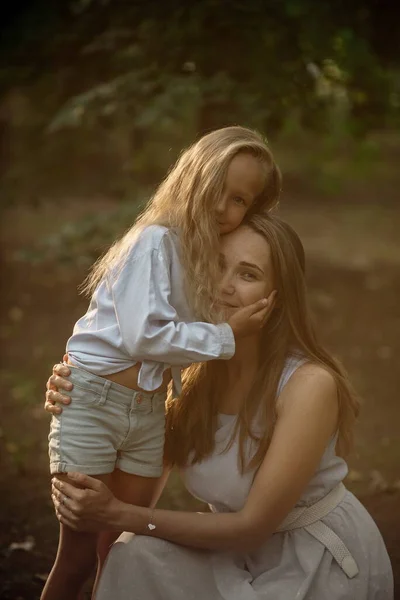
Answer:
[{"left": 216, "top": 194, "right": 227, "bottom": 216}]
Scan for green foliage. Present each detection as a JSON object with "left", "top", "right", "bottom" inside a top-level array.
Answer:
[
  {"left": 14, "top": 199, "right": 144, "bottom": 266},
  {"left": 46, "top": 2, "right": 399, "bottom": 158},
  {"left": 1, "top": 0, "right": 399, "bottom": 207}
]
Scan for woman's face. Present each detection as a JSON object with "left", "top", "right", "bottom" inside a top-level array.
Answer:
[
  {"left": 215, "top": 153, "right": 266, "bottom": 235},
  {"left": 217, "top": 225, "right": 275, "bottom": 315}
]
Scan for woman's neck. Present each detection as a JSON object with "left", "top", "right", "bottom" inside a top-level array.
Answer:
[
  {"left": 225, "top": 335, "right": 260, "bottom": 381},
  {"left": 216, "top": 336, "right": 260, "bottom": 414}
]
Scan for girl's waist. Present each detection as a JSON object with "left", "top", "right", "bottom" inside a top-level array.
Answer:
[
  {"left": 64, "top": 361, "right": 167, "bottom": 406},
  {"left": 67, "top": 353, "right": 172, "bottom": 393}
]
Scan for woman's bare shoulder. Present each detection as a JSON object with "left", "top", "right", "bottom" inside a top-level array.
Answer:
[
  {"left": 277, "top": 361, "right": 337, "bottom": 414},
  {"left": 292, "top": 361, "right": 336, "bottom": 386}
]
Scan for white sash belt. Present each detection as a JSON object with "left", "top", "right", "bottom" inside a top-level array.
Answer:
[{"left": 276, "top": 483, "right": 359, "bottom": 579}]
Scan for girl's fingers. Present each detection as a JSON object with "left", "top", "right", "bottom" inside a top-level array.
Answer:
[
  {"left": 250, "top": 291, "right": 276, "bottom": 316},
  {"left": 251, "top": 293, "right": 277, "bottom": 327},
  {"left": 249, "top": 298, "right": 269, "bottom": 315},
  {"left": 264, "top": 292, "right": 277, "bottom": 316},
  {"left": 256, "top": 308, "right": 270, "bottom": 326}
]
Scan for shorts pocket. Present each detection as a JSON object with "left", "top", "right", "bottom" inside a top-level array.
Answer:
[{"left": 70, "top": 382, "right": 105, "bottom": 407}]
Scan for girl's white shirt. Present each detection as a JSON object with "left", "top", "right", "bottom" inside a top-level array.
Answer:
[{"left": 67, "top": 225, "right": 235, "bottom": 392}]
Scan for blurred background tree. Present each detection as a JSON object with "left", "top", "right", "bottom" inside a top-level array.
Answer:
[
  {"left": 0, "top": 0, "right": 399, "bottom": 263},
  {"left": 1, "top": 0, "right": 399, "bottom": 211}
]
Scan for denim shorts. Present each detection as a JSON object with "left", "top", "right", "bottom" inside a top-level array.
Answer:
[{"left": 48, "top": 365, "right": 167, "bottom": 477}]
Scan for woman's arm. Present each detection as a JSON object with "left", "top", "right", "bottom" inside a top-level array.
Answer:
[
  {"left": 149, "top": 466, "right": 171, "bottom": 509},
  {"left": 52, "top": 363, "right": 338, "bottom": 553}
]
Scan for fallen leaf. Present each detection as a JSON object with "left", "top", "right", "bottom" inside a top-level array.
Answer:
[
  {"left": 376, "top": 346, "right": 392, "bottom": 360},
  {"left": 368, "top": 470, "right": 389, "bottom": 493},
  {"left": 347, "top": 469, "right": 363, "bottom": 483},
  {"left": 8, "top": 307, "right": 24, "bottom": 322},
  {"left": 312, "top": 291, "right": 335, "bottom": 310},
  {"left": 8, "top": 535, "right": 35, "bottom": 553},
  {"left": 6, "top": 442, "right": 18, "bottom": 454}
]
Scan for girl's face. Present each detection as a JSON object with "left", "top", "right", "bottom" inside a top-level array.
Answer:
[
  {"left": 217, "top": 225, "right": 275, "bottom": 315},
  {"left": 216, "top": 153, "right": 266, "bottom": 234}
]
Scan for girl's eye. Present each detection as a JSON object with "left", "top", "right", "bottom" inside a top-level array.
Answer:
[{"left": 233, "top": 196, "right": 246, "bottom": 206}]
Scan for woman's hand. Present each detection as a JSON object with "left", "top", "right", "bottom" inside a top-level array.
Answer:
[
  {"left": 52, "top": 473, "right": 123, "bottom": 532},
  {"left": 45, "top": 354, "right": 73, "bottom": 415}
]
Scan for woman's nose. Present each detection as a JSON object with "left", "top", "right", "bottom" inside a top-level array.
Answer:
[{"left": 219, "top": 273, "right": 235, "bottom": 295}]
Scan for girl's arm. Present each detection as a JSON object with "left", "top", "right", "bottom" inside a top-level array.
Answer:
[
  {"left": 108, "top": 233, "right": 272, "bottom": 369},
  {"left": 52, "top": 363, "right": 338, "bottom": 553}
]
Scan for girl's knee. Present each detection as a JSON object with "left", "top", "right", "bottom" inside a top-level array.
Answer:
[
  {"left": 58, "top": 546, "right": 96, "bottom": 574},
  {"left": 57, "top": 530, "right": 97, "bottom": 572},
  {"left": 97, "top": 531, "right": 119, "bottom": 564}
]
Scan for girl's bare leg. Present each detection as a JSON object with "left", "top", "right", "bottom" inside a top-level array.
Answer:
[
  {"left": 93, "top": 470, "right": 159, "bottom": 598},
  {"left": 41, "top": 472, "right": 113, "bottom": 600}
]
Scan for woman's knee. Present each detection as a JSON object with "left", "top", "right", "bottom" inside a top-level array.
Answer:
[
  {"left": 110, "top": 534, "right": 175, "bottom": 566},
  {"left": 99, "top": 535, "right": 169, "bottom": 588}
]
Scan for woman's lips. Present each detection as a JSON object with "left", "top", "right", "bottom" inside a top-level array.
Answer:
[{"left": 218, "top": 301, "right": 238, "bottom": 308}]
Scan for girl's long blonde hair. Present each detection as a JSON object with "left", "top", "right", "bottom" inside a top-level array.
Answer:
[
  {"left": 164, "top": 214, "right": 360, "bottom": 471},
  {"left": 82, "top": 126, "right": 281, "bottom": 321}
]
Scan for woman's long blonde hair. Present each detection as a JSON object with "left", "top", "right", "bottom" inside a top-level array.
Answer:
[
  {"left": 82, "top": 126, "right": 281, "bottom": 321},
  {"left": 164, "top": 214, "right": 360, "bottom": 471}
]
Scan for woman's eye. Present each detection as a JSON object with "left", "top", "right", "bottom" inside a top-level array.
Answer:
[
  {"left": 242, "top": 272, "right": 256, "bottom": 281},
  {"left": 233, "top": 196, "right": 246, "bottom": 206}
]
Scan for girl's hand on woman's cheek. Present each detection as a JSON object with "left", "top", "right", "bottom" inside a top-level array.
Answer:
[{"left": 44, "top": 356, "right": 73, "bottom": 415}]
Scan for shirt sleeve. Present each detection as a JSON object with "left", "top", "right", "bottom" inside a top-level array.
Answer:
[{"left": 110, "top": 237, "right": 235, "bottom": 367}]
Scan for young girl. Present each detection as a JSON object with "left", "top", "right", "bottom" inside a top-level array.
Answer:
[
  {"left": 41, "top": 126, "right": 281, "bottom": 600},
  {"left": 48, "top": 214, "right": 393, "bottom": 600}
]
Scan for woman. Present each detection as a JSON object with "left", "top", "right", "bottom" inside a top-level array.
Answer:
[{"left": 47, "top": 214, "right": 393, "bottom": 599}]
